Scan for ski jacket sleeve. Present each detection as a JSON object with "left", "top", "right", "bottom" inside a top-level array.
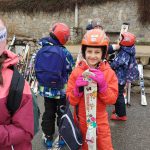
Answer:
[
  {"left": 64, "top": 48, "right": 75, "bottom": 76},
  {"left": 97, "top": 67, "right": 118, "bottom": 105},
  {"left": 111, "top": 51, "right": 130, "bottom": 70},
  {"left": 0, "top": 81, "right": 34, "bottom": 146},
  {"left": 67, "top": 68, "right": 83, "bottom": 106},
  {"left": 108, "top": 45, "right": 115, "bottom": 54}
]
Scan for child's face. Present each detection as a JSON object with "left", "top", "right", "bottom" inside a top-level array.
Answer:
[{"left": 85, "top": 47, "right": 102, "bottom": 68}]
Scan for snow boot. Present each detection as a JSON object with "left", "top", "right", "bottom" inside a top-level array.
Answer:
[
  {"left": 111, "top": 113, "right": 127, "bottom": 121},
  {"left": 42, "top": 133, "right": 53, "bottom": 149}
]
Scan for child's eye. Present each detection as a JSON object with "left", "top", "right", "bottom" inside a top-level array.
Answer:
[{"left": 87, "top": 50, "right": 92, "bottom": 53}]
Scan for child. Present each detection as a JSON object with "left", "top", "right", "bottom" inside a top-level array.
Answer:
[
  {"left": 76, "top": 20, "right": 104, "bottom": 67},
  {"left": 86, "top": 19, "right": 103, "bottom": 30},
  {"left": 0, "top": 19, "right": 34, "bottom": 150},
  {"left": 67, "top": 29, "right": 118, "bottom": 150},
  {"left": 108, "top": 32, "right": 139, "bottom": 121},
  {"left": 36, "top": 23, "right": 74, "bottom": 149}
]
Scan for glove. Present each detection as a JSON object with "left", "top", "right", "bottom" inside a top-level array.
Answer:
[
  {"left": 89, "top": 69, "right": 107, "bottom": 93},
  {"left": 73, "top": 75, "right": 88, "bottom": 97}
]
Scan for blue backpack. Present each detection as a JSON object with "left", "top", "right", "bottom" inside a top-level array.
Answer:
[{"left": 34, "top": 43, "right": 67, "bottom": 89}]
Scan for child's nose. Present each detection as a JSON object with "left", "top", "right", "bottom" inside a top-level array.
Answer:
[{"left": 91, "top": 52, "right": 96, "bottom": 57}]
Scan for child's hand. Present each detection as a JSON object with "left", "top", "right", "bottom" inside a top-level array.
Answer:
[
  {"left": 73, "top": 76, "right": 88, "bottom": 97},
  {"left": 89, "top": 69, "right": 107, "bottom": 93}
]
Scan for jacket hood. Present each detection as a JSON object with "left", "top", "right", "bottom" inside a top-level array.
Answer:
[
  {"left": 77, "top": 59, "right": 111, "bottom": 71},
  {"left": 120, "top": 45, "right": 136, "bottom": 56},
  {"left": 2, "top": 50, "right": 19, "bottom": 68},
  {"left": 38, "top": 36, "right": 61, "bottom": 46}
]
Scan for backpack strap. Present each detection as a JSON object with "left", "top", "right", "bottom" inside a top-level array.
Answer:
[
  {"left": 7, "top": 66, "right": 25, "bottom": 115},
  {"left": 75, "top": 104, "right": 80, "bottom": 123}
]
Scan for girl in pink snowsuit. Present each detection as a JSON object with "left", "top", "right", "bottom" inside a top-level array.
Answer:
[{"left": 0, "top": 18, "right": 34, "bottom": 150}]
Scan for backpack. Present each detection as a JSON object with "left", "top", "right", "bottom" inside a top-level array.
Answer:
[
  {"left": 34, "top": 43, "right": 67, "bottom": 89},
  {"left": 126, "top": 55, "right": 139, "bottom": 83},
  {"left": 7, "top": 66, "right": 40, "bottom": 135},
  {"left": 59, "top": 100, "right": 82, "bottom": 150}
]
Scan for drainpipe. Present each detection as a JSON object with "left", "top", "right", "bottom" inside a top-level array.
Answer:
[{"left": 75, "top": 1, "right": 78, "bottom": 28}]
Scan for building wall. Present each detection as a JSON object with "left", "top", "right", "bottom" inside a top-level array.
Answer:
[{"left": 0, "top": 0, "right": 150, "bottom": 43}]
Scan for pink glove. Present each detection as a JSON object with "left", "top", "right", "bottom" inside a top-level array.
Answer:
[
  {"left": 89, "top": 69, "right": 107, "bottom": 93},
  {"left": 73, "top": 75, "right": 88, "bottom": 97}
]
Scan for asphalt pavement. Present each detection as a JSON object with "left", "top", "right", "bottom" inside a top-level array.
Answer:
[{"left": 32, "top": 93, "right": 150, "bottom": 150}]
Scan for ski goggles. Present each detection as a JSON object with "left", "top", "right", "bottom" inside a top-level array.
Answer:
[{"left": 0, "top": 27, "right": 7, "bottom": 42}]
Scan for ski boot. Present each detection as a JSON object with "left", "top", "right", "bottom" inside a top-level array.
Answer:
[
  {"left": 42, "top": 133, "right": 53, "bottom": 149},
  {"left": 53, "top": 138, "right": 66, "bottom": 149}
]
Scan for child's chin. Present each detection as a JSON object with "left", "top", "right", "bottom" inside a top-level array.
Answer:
[
  {"left": 89, "top": 63, "right": 97, "bottom": 67},
  {"left": 89, "top": 62, "right": 97, "bottom": 66}
]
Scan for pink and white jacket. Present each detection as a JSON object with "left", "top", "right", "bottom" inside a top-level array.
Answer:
[{"left": 0, "top": 50, "right": 34, "bottom": 150}]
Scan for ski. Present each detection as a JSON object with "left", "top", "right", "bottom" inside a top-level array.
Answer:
[
  {"left": 83, "top": 69, "right": 97, "bottom": 150},
  {"left": 23, "top": 44, "right": 31, "bottom": 78},
  {"left": 25, "top": 53, "right": 36, "bottom": 81},
  {"left": 75, "top": 49, "right": 83, "bottom": 67},
  {"left": 17, "top": 44, "right": 30, "bottom": 75},
  {"left": 31, "top": 80, "right": 38, "bottom": 96},
  {"left": 8, "top": 35, "right": 16, "bottom": 51},
  {"left": 109, "top": 22, "right": 130, "bottom": 62},
  {"left": 127, "top": 82, "right": 131, "bottom": 106},
  {"left": 138, "top": 64, "right": 147, "bottom": 106},
  {"left": 120, "top": 22, "right": 130, "bottom": 36},
  {"left": 123, "top": 84, "right": 127, "bottom": 104}
]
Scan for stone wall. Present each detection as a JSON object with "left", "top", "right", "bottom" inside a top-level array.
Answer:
[{"left": 1, "top": 0, "right": 150, "bottom": 43}]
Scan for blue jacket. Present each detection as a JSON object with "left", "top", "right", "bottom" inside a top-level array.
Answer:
[
  {"left": 38, "top": 37, "right": 75, "bottom": 98},
  {"left": 108, "top": 45, "right": 139, "bottom": 85}
]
